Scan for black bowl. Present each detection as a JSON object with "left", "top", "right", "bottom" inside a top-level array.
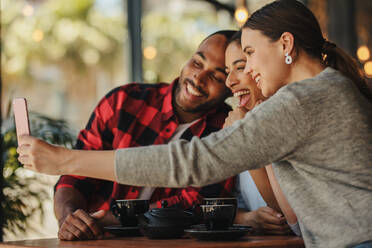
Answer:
[{"left": 111, "top": 199, "right": 149, "bottom": 227}]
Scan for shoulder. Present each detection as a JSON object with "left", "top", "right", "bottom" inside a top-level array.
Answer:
[
  {"left": 274, "top": 67, "right": 355, "bottom": 111},
  {"left": 284, "top": 67, "right": 353, "bottom": 99},
  {"left": 104, "top": 82, "right": 169, "bottom": 100},
  {"left": 97, "top": 82, "right": 170, "bottom": 108}
]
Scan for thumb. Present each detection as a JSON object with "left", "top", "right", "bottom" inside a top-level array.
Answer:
[{"left": 90, "top": 210, "right": 106, "bottom": 219}]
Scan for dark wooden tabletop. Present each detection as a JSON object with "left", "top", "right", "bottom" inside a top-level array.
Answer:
[{"left": 0, "top": 235, "right": 305, "bottom": 248}]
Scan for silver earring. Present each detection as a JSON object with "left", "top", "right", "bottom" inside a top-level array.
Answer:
[{"left": 285, "top": 52, "right": 292, "bottom": 65}]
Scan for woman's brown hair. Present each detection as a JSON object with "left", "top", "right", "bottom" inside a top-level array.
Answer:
[{"left": 243, "top": 0, "right": 372, "bottom": 101}]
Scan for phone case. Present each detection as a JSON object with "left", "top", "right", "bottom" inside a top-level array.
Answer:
[{"left": 13, "top": 98, "right": 30, "bottom": 142}]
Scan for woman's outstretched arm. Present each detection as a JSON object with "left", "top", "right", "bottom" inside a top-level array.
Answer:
[
  {"left": 17, "top": 90, "right": 309, "bottom": 188},
  {"left": 17, "top": 135, "right": 116, "bottom": 181}
]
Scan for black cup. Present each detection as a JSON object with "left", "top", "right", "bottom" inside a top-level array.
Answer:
[
  {"left": 111, "top": 199, "right": 149, "bottom": 227},
  {"left": 200, "top": 204, "right": 236, "bottom": 230},
  {"left": 203, "top": 197, "right": 238, "bottom": 206},
  {"left": 203, "top": 197, "right": 237, "bottom": 220}
]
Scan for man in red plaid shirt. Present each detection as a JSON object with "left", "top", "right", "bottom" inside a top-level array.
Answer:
[{"left": 54, "top": 30, "right": 237, "bottom": 240}]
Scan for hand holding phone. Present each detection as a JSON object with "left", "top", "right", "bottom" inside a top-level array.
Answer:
[{"left": 13, "top": 98, "right": 30, "bottom": 144}]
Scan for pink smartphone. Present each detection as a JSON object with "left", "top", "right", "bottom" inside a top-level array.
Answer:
[{"left": 13, "top": 98, "right": 30, "bottom": 143}]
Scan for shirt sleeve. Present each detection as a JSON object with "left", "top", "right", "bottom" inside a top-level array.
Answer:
[
  {"left": 55, "top": 89, "right": 117, "bottom": 200},
  {"left": 114, "top": 89, "right": 310, "bottom": 188},
  {"left": 237, "top": 191, "right": 249, "bottom": 210}
]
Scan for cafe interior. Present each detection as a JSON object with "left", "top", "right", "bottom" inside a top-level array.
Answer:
[{"left": 0, "top": 0, "right": 371, "bottom": 246}]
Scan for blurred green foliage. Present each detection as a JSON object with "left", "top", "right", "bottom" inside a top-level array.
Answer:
[
  {"left": 2, "top": 112, "right": 75, "bottom": 234},
  {"left": 1, "top": 0, "right": 125, "bottom": 77}
]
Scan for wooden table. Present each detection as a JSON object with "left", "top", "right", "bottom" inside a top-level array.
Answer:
[{"left": 0, "top": 235, "right": 304, "bottom": 248}]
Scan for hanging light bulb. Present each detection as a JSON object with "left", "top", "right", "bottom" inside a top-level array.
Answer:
[{"left": 234, "top": 0, "right": 248, "bottom": 26}]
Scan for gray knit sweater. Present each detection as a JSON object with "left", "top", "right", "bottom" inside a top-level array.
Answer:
[{"left": 115, "top": 67, "right": 372, "bottom": 248}]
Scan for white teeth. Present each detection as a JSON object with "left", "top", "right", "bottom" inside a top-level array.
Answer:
[
  {"left": 187, "top": 83, "right": 203, "bottom": 96},
  {"left": 233, "top": 90, "right": 250, "bottom": 98},
  {"left": 255, "top": 76, "right": 261, "bottom": 83}
]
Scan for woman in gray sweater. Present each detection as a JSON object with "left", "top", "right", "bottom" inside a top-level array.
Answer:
[{"left": 17, "top": 1, "right": 372, "bottom": 247}]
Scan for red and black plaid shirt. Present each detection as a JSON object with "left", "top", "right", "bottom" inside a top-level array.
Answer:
[{"left": 55, "top": 79, "right": 235, "bottom": 212}]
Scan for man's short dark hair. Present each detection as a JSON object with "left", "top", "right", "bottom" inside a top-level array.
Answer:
[{"left": 202, "top": 30, "right": 238, "bottom": 43}]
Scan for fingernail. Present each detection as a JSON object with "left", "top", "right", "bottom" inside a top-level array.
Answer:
[{"left": 276, "top": 213, "right": 283, "bottom": 218}]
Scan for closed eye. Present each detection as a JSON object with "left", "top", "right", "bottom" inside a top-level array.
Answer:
[{"left": 211, "top": 74, "right": 225, "bottom": 84}]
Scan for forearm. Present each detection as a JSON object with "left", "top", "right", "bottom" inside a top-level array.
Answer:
[
  {"left": 249, "top": 168, "right": 281, "bottom": 213},
  {"left": 266, "top": 165, "right": 297, "bottom": 224},
  {"left": 54, "top": 187, "right": 88, "bottom": 226},
  {"left": 62, "top": 149, "right": 116, "bottom": 182}
]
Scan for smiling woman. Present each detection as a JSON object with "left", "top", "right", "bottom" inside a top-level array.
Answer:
[
  {"left": 16, "top": 1, "right": 372, "bottom": 248},
  {"left": 223, "top": 31, "right": 300, "bottom": 237}
]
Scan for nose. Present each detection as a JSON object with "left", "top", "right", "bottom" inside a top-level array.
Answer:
[
  {"left": 225, "top": 73, "right": 238, "bottom": 90},
  {"left": 193, "top": 71, "right": 207, "bottom": 86},
  {"left": 243, "top": 63, "right": 252, "bottom": 75}
]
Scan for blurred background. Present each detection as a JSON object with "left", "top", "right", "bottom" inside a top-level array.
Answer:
[{"left": 0, "top": 0, "right": 371, "bottom": 241}]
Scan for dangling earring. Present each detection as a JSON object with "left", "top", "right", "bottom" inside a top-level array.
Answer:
[{"left": 285, "top": 52, "right": 292, "bottom": 65}]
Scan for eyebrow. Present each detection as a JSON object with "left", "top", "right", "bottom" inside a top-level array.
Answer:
[
  {"left": 233, "top": 59, "right": 246, "bottom": 65},
  {"left": 216, "top": 67, "right": 227, "bottom": 75},
  {"left": 196, "top": 52, "right": 206, "bottom": 60}
]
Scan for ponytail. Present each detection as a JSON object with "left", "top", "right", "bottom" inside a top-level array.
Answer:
[{"left": 323, "top": 41, "right": 372, "bottom": 101}]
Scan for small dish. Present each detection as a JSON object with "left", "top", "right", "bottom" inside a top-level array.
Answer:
[
  {"left": 185, "top": 224, "right": 252, "bottom": 241},
  {"left": 103, "top": 225, "right": 142, "bottom": 236},
  {"left": 139, "top": 225, "right": 185, "bottom": 239}
]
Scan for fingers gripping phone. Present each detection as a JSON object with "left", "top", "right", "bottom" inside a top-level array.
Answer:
[{"left": 13, "top": 98, "right": 30, "bottom": 144}]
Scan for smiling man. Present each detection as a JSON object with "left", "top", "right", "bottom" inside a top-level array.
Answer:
[{"left": 53, "top": 30, "right": 236, "bottom": 241}]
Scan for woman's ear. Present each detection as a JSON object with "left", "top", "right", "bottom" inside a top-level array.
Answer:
[{"left": 280, "top": 32, "right": 295, "bottom": 56}]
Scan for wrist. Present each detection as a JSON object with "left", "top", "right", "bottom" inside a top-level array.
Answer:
[
  {"left": 60, "top": 148, "right": 78, "bottom": 175},
  {"left": 58, "top": 206, "right": 76, "bottom": 227},
  {"left": 244, "top": 211, "right": 257, "bottom": 225}
]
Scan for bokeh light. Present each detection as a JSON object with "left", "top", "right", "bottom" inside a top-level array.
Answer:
[
  {"left": 22, "top": 4, "right": 34, "bottom": 17},
  {"left": 32, "top": 30, "right": 44, "bottom": 42},
  {"left": 81, "top": 48, "right": 100, "bottom": 65},
  {"left": 364, "top": 61, "right": 372, "bottom": 77},
  {"left": 234, "top": 6, "right": 248, "bottom": 25},
  {"left": 357, "top": 46, "right": 370, "bottom": 61},
  {"left": 144, "top": 46, "right": 157, "bottom": 60}
]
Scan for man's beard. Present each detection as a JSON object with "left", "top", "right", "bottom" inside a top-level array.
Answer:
[{"left": 173, "top": 79, "right": 228, "bottom": 113}]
